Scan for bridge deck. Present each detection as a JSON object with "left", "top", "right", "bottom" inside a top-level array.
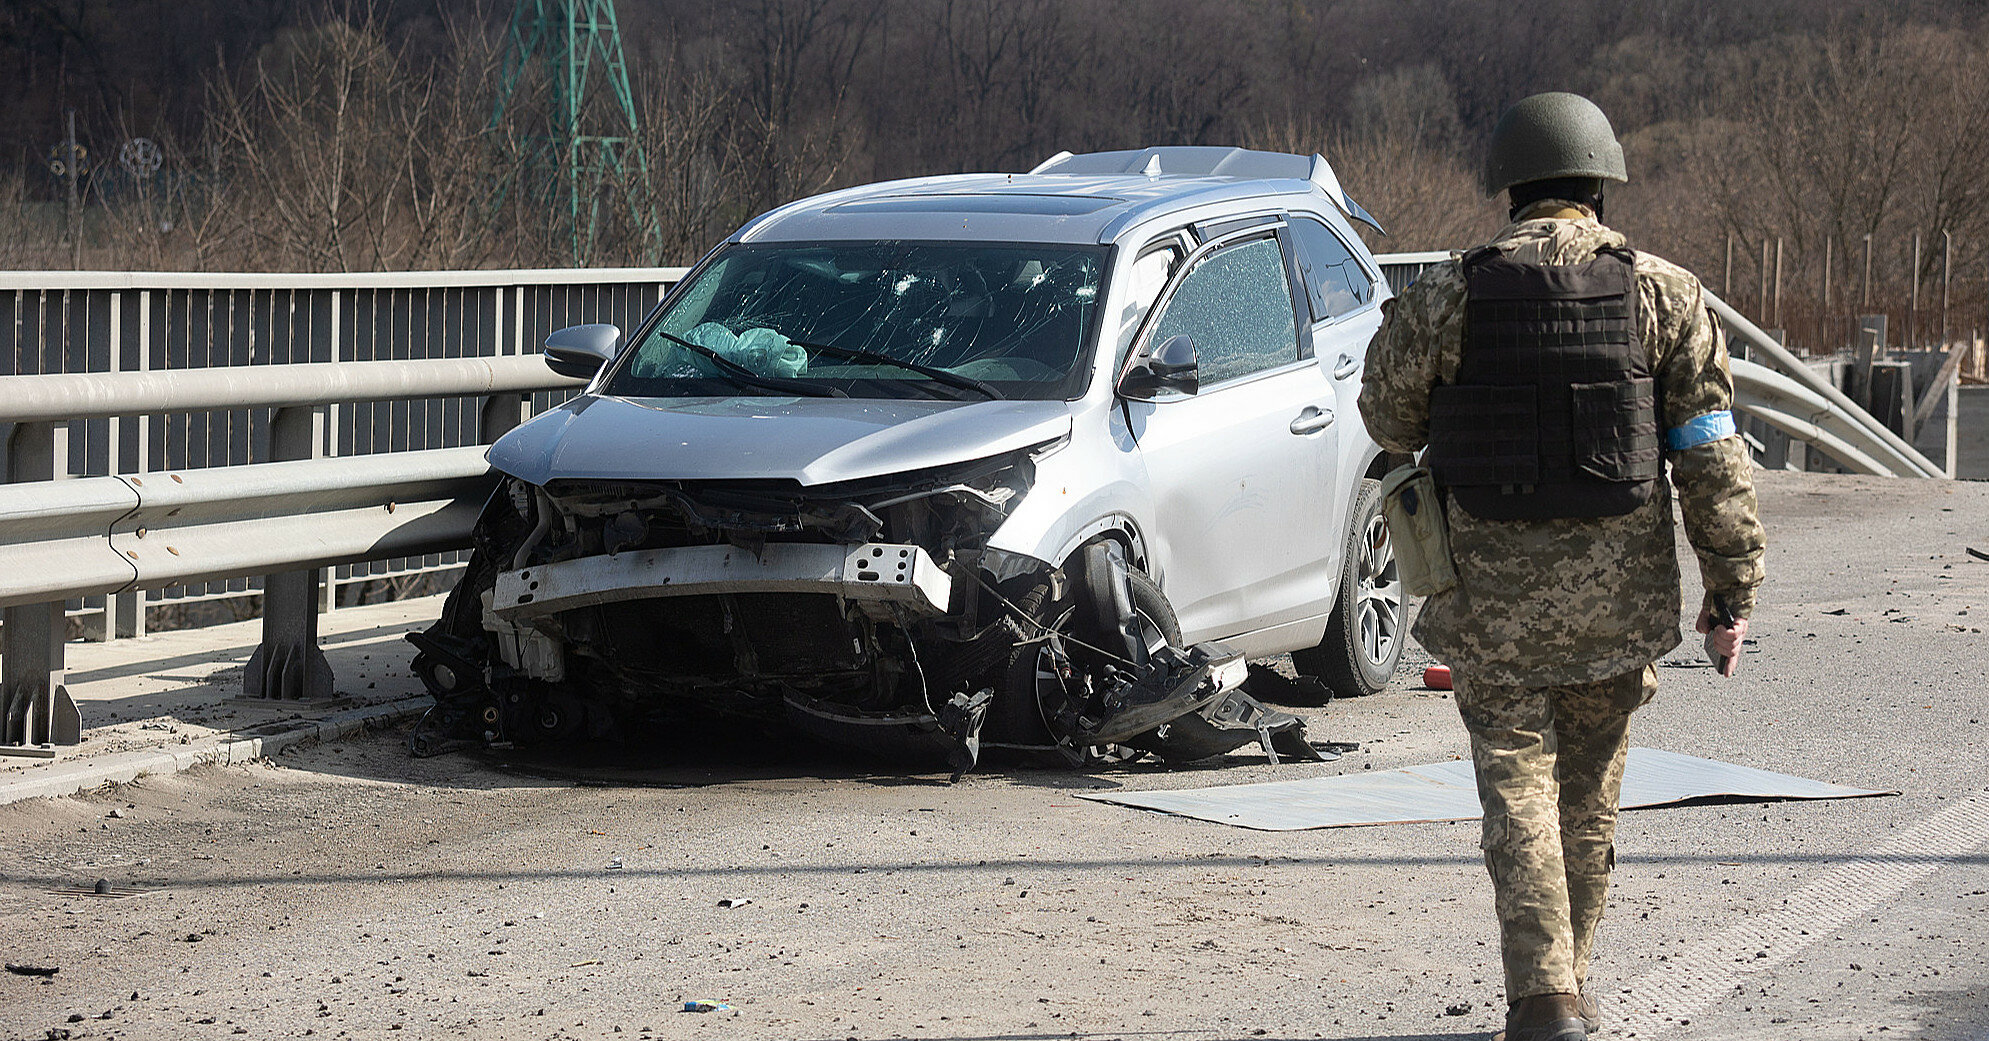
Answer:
[{"left": 0, "top": 596, "right": 441, "bottom": 803}]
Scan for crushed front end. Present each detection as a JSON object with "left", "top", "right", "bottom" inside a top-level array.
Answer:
[{"left": 408, "top": 445, "right": 1319, "bottom": 773}]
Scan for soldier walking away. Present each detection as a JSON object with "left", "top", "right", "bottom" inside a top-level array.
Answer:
[{"left": 1358, "top": 92, "right": 1766, "bottom": 1041}]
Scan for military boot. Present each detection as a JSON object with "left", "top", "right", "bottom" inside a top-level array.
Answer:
[
  {"left": 1576, "top": 988, "right": 1601, "bottom": 1032},
  {"left": 1503, "top": 992, "right": 1587, "bottom": 1041},
  {"left": 1492, "top": 991, "right": 1600, "bottom": 1041}
]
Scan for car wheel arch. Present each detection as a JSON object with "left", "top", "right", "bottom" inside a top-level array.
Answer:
[{"left": 1045, "top": 515, "right": 1150, "bottom": 580}]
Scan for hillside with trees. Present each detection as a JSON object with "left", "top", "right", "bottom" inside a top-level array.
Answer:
[{"left": 4, "top": 0, "right": 1987, "bottom": 347}]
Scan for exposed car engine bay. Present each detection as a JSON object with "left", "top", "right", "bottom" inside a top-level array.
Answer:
[{"left": 407, "top": 444, "right": 1325, "bottom": 775}]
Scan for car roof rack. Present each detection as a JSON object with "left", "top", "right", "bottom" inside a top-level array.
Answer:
[{"left": 1029, "top": 146, "right": 1384, "bottom": 234}]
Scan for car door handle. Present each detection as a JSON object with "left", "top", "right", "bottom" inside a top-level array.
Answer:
[
  {"left": 1290, "top": 406, "right": 1335, "bottom": 434},
  {"left": 1332, "top": 353, "right": 1361, "bottom": 380}
]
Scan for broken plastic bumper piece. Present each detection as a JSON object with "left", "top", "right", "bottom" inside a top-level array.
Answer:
[
  {"left": 489, "top": 542, "right": 953, "bottom": 621},
  {"left": 1064, "top": 641, "right": 1323, "bottom": 765}
]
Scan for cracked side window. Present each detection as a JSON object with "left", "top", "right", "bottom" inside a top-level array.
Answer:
[{"left": 1148, "top": 237, "right": 1297, "bottom": 386}]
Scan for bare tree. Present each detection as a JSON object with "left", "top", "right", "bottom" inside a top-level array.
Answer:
[
  {"left": 725, "top": 0, "right": 883, "bottom": 213},
  {"left": 202, "top": 9, "right": 520, "bottom": 272}
]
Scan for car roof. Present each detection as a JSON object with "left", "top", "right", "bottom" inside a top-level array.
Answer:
[{"left": 732, "top": 147, "right": 1380, "bottom": 248}]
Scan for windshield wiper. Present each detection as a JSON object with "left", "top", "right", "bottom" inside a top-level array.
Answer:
[
  {"left": 785, "top": 338, "right": 1005, "bottom": 401},
  {"left": 652, "top": 331, "right": 847, "bottom": 398}
]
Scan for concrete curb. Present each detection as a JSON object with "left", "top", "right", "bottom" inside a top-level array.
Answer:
[{"left": 0, "top": 696, "right": 433, "bottom": 807}]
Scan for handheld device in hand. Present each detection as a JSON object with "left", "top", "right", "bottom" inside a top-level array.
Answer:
[{"left": 1705, "top": 593, "right": 1737, "bottom": 676}]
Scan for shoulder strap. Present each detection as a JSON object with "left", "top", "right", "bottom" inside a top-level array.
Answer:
[{"left": 1459, "top": 245, "right": 1503, "bottom": 272}]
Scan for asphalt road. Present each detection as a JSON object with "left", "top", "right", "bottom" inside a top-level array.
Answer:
[{"left": 2, "top": 470, "right": 1985, "bottom": 1041}]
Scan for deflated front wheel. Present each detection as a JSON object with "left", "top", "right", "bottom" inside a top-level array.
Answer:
[{"left": 984, "top": 554, "right": 1181, "bottom": 756}]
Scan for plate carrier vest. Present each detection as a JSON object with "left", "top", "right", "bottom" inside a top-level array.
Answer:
[{"left": 1425, "top": 245, "right": 1662, "bottom": 521}]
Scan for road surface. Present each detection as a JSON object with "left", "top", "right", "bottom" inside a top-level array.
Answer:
[{"left": 2, "top": 469, "right": 1985, "bottom": 1041}]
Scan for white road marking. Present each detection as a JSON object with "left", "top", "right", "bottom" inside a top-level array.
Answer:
[{"left": 1619, "top": 789, "right": 1989, "bottom": 1038}]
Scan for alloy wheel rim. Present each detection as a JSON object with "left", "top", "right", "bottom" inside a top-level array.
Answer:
[{"left": 1355, "top": 512, "right": 1402, "bottom": 667}]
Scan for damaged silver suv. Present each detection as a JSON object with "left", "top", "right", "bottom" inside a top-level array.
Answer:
[{"left": 408, "top": 146, "right": 1405, "bottom": 771}]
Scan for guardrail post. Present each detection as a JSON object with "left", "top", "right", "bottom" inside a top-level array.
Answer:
[
  {"left": 2, "top": 421, "right": 82, "bottom": 755},
  {"left": 112, "top": 592, "right": 145, "bottom": 639},
  {"left": 244, "top": 406, "right": 336, "bottom": 702},
  {"left": 479, "top": 393, "right": 531, "bottom": 444}
]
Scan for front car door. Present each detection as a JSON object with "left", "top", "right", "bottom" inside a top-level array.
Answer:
[{"left": 1122, "top": 225, "right": 1343, "bottom": 647}]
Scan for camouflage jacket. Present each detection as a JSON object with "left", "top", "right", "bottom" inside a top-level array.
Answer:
[{"left": 1359, "top": 205, "right": 1766, "bottom": 686}]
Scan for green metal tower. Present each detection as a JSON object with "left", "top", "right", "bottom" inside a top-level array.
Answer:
[{"left": 492, "top": 0, "right": 659, "bottom": 262}]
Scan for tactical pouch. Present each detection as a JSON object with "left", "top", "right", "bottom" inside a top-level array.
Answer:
[
  {"left": 1379, "top": 465, "right": 1457, "bottom": 598},
  {"left": 1571, "top": 376, "right": 1662, "bottom": 482}
]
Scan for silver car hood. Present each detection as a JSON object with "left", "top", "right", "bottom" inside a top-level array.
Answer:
[{"left": 489, "top": 394, "right": 1073, "bottom": 487}]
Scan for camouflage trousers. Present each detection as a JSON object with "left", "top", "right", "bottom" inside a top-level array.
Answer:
[{"left": 1453, "top": 664, "right": 1657, "bottom": 1002}]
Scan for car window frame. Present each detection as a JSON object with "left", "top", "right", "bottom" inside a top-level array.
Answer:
[
  {"left": 1287, "top": 212, "right": 1382, "bottom": 330},
  {"left": 1273, "top": 219, "right": 1318, "bottom": 361},
  {"left": 1120, "top": 218, "right": 1309, "bottom": 396},
  {"left": 1114, "top": 230, "right": 1194, "bottom": 368}
]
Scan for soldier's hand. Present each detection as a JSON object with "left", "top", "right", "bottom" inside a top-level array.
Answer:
[{"left": 1695, "top": 607, "right": 1748, "bottom": 678}]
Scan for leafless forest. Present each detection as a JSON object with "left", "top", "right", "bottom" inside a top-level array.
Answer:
[{"left": 5, "top": 0, "right": 1989, "bottom": 349}]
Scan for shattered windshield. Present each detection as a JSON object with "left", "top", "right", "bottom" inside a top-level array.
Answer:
[{"left": 605, "top": 242, "right": 1106, "bottom": 401}]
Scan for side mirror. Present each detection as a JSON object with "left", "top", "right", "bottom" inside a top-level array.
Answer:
[
  {"left": 543, "top": 323, "right": 622, "bottom": 380},
  {"left": 1118, "top": 333, "right": 1199, "bottom": 400}
]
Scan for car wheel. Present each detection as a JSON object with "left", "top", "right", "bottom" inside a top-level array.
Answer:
[
  {"left": 985, "top": 554, "right": 1182, "bottom": 753},
  {"left": 1291, "top": 477, "right": 1403, "bottom": 699}
]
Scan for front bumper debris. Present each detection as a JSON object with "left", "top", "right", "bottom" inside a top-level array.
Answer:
[
  {"left": 1056, "top": 640, "right": 1323, "bottom": 765},
  {"left": 490, "top": 542, "right": 953, "bottom": 621}
]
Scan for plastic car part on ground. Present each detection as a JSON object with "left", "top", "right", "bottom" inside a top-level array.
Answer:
[{"left": 1045, "top": 639, "right": 1322, "bottom": 766}]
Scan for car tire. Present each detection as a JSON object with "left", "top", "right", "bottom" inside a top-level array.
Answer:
[
  {"left": 1291, "top": 477, "right": 1404, "bottom": 699},
  {"left": 985, "top": 556, "right": 1182, "bottom": 750}
]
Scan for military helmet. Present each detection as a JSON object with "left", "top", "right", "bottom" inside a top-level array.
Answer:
[{"left": 1482, "top": 92, "right": 1628, "bottom": 197}]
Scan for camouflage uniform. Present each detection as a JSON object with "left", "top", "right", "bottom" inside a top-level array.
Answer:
[{"left": 1358, "top": 202, "right": 1766, "bottom": 1002}]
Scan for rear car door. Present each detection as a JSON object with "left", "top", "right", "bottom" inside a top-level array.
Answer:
[
  {"left": 1286, "top": 211, "right": 1388, "bottom": 583},
  {"left": 1123, "top": 225, "right": 1343, "bottom": 645}
]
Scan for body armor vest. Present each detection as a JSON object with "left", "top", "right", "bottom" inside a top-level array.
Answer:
[{"left": 1425, "top": 245, "right": 1661, "bottom": 521}]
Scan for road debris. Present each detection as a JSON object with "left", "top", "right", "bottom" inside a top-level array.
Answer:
[
  {"left": 683, "top": 1000, "right": 732, "bottom": 1013},
  {"left": 716, "top": 897, "right": 752, "bottom": 908}
]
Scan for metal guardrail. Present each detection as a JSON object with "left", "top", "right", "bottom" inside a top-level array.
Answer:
[
  {"left": 0, "top": 265, "right": 687, "bottom": 756},
  {"left": 0, "top": 255, "right": 1943, "bottom": 757},
  {"left": 1708, "top": 295, "right": 1944, "bottom": 478},
  {"left": 1371, "top": 252, "right": 1945, "bottom": 479},
  {"left": 1, "top": 266, "right": 689, "bottom": 625},
  {"left": 0, "top": 354, "right": 584, "bottom": 755}
]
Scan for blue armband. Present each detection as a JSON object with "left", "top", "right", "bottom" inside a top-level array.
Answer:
[{"left": 1666, "top": 410, "right": 1736, "bottom": 450}]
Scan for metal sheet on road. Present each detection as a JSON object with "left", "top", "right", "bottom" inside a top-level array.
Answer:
[{"left": 1079, "top": 747, "right": 1893, "bottom": 830}]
